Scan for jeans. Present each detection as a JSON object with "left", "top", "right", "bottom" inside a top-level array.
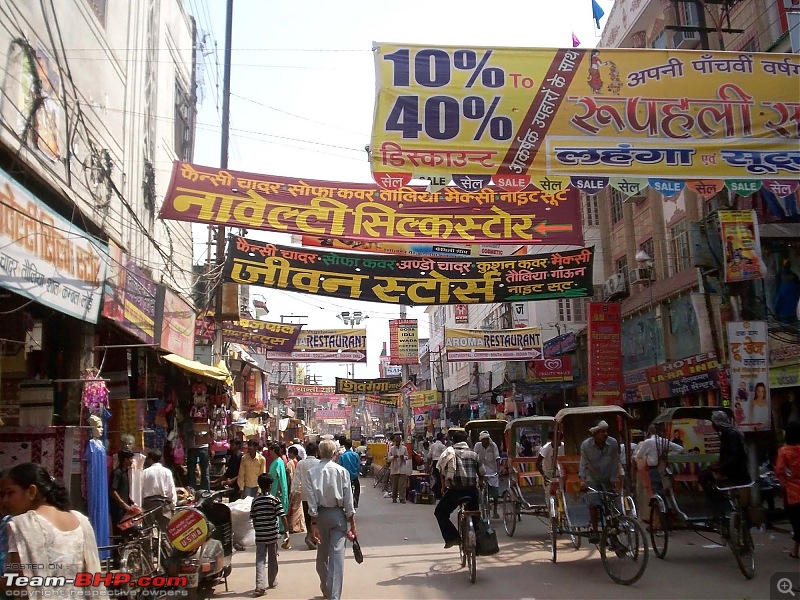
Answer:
[
  {"left": 255, "top": 541, "right": 278, "bottom": 589},
  {"left": 391, "top": 474, "right": 408, "bottom": 502},
  {"left": 187, "top": 447, "right": 210, "bottom": 491},
  {"left": 316, "top": 507, "right": 347, "bottom": 600},
  {"left": 350, "top": 477, "right": 360, "bottom": 508},
  {"left": 435, "top": 486, "right": 478, "bottom": 543},
  {"left": 244, "top": 486, "right": 259, "bottom": 498}
]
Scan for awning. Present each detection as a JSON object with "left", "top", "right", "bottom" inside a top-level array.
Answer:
[{"left": 162, "top": 354, "right": 233, "bottom": 385}]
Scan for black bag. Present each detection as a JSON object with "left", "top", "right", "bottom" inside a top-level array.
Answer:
[
  {"left": 475, "top": 519, "right": 499, "bottom": 556},
  {"left": 351, "top": 538, "right": 364, "bottom": 563}
]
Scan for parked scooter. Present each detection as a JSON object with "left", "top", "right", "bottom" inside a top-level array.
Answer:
[{"left": 164, "top": 488, "right": 233, "bottom": 600}]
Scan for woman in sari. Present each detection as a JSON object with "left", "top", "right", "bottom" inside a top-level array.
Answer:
[
  {"left": 268, "top": 444, "right": 289, "bottom": 535},
  {"left": 286, "top": 447, "right": 305, "bottom": 534}
]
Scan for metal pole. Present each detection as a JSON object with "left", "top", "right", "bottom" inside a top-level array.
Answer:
[{"left": 213, "top": 0, "right": 234, "bottom": 365}]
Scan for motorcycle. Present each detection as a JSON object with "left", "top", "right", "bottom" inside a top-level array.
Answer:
[
  {"left": 164, "top": 488, "right": 233, "bottom": 600},
  {"left": 360, "top": 453, "right": 373, "bottom": 477}
]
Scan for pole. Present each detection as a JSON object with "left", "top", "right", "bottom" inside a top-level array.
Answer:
[{"left": 213, "top": 0, "right": 233, "bottom": 365}]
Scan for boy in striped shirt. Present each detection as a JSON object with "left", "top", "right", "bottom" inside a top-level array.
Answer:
[{"left": 250, "top": 473, "right": 290, "bottom": 596}]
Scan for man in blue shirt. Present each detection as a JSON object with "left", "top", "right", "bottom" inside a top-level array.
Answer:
[{"left": 339, "top": 439, "right": 361, "bottom": 509}]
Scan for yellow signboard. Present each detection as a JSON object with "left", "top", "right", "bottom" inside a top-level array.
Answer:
[
  {"left": 410, "top": 390, "right": 441, "bottom": 409},
  {"left": 371, "top": 45, "right": 799, "bottom": 182}
]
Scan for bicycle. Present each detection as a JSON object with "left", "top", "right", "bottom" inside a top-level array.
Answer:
[
  {"left": 373, "top": 464, "right": 390, "bottom": 489},
  {"left": 116, "top": 501, "right": 173, "bottom": 598},
  {"left": 456, "top": 498, "right": 481, "bottom": 584}
]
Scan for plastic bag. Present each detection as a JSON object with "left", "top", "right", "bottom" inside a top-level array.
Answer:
[
  {"left": 228, "top": 497, "right": 255, "bottom": 547},
  {"left": 475, "top": 519, "right": 499, "bottom": 556}
]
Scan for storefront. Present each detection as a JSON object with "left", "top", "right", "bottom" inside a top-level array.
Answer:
[{"left": 769, "top": 336, "right": 800, "bottom": 430}]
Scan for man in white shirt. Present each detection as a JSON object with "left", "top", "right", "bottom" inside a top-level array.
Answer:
[
  {"left": 292, "top": 441, "right": 321, "bottom": 550},
  {"left": 291, "top": 438, "right": 307, "bottom": 460},
  {"left": 537, "top": 431, "right": 565, "bottom": 480},
  {"left": 305, "top": 439, "right": 357, "bottom": 600},
  {"left": 388, "top": 432, "right": 412, "bottom": 504},
  {"left": 634, "top": 424, "right": 685, "bottom": 494},
  {"left": 427, "top": 433, "right": 446, "bottom": 500},
  {"left": 474, "top": 431, "right": 501, "bottom": 518},
  {"left": 141, "top": 450, "right": 177, "bottom": 530}
]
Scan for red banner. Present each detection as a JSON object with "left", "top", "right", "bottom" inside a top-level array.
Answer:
[
  {"left": 159, "top": 162, "right": 584, "bottom": 246},
  {"left": 588, "top": 303, "right": 623, "bottom": 406},
  {"left": 526, "top": 356, "right": 573, "bottom": 381},
  {"left": 454, "top": 304, "right": 469, "bottom": 324}
]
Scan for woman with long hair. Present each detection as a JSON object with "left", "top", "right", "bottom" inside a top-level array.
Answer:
[
  {"left": 0, "top": 463, "right": 107, "bottom": 598},
  {"left": 268, "top": 444, "right": 290, "bottom": 538}
]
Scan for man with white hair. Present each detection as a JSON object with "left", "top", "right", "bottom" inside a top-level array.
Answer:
[
  {"left": 473, "top": 430, "right": 501, "bottom": 518},
  {"left": 579, "top": 419, "right": 621, "bottom": 543},
  {"left": 305, "top": 438, "right": 357, "bottom": 600}
]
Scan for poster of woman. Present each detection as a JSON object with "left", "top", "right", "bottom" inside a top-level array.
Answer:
[{"left": 727, "top": 321, "right": 772, "bottom": 432}]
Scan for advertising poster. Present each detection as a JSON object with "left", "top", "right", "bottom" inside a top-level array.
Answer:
[
  {"left": 526, "top": 356, "right": 573, "bottom": 382},
  {"left": 267, "top": 329, "right": 367, "bottom": 363},
  {"left": 719, "top": 210, "right": 768, "bottom": 283},
  {"left": 444, "top": 327, "right": 542, "bottom": 362},
  {"left": 727, "top": 321, "right": 771, "bottom": 431},
  {"left": 102, "top": 248, "right": 157, "bottom": 344},
  {"left": 161, "top": 161, "right": 584, "bottom": 246},
  {"left": 371, "top": 44, "right": 799, "bottom": 183},
  {"left": 157, "top": 287, "right": 196, "bottom": 360},
  {"left": 666, "top": 417, "right": 720, "bottom": 454},
  {"left": 454, "top": 304, "right": 470, "bottom": 323},
  {"left": 588, "top": 303, "right": 623, "bottom": 406},
  {"left": 390, "top": 319, "right": 419, "bottom": 365},
  {"left": 226, "top": 237, "right": 593, "bottom": 306}
]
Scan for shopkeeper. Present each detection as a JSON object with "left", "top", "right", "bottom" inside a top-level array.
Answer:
[{"left": 109, "top": 450, "right": 135, "bottom": 533}]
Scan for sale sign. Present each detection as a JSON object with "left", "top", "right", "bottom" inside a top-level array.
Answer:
[{"left": 587, "top": 303, "right": 623, "bottom": 406}]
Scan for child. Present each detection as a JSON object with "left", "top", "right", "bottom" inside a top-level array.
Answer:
[{"left": 250, "top": 473, "right": 290, "bottom": 597}]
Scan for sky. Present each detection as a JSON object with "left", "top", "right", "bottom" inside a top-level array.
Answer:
[{"left": 186, "top": 0, "right": 609, "bottom": 384}]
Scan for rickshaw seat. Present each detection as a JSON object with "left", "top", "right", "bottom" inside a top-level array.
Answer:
[
  {"left": 560, "top": 456, "right": 582, "bottom": 494},
  {"left": 512, "top": 459, "right": 543, "bottom": 487}
]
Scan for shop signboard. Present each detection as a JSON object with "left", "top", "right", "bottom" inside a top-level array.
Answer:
[
  {"left": 623, "top": 368, "right": 654, "bottom": 405},
  {"left": 526, "top": 356, "right": 573, "bottom": 382},
  {"left": 727, "top": 321, "right": 771, "bottom": 431},
  {"left": 300, "top": 236, "right": 521, "bottom": 258},
  {"left": 336, "top": 377, "right": 403, "bottom": 395},
  {"left": 445, "top": 326, "right": 542, "bottom": 362},
  {"left": 225, "top": 237, "right": 594, "bottom": 306},
  {"left": 454, "top": 304, "right": 469, "bottom": 324},
  {"left": 222, "top": 318, "right": 302, "bottom": 352},
  {"left": 410, "top": 390, "right": 440, "bottom": 410},
  {"left": 102, "top": 242, "right": 158, "bottom": 343},
  {"left": 161, "top": 162, "right": 584, "bottom": 246},
  {"left": 286, "top": 384, "right": 336, "bottom": 397},
  {"left": 543, "top": 331, "right": 577, "bottom": 357},
  {"left": 390, "top": 319, "right": 419, "bottom": 365},
  {"left": 0, "top": 167, "right": 108, "bottom": 323},
  {"left": 268, "top": 328, "right": 367, "bottom": 362},
  {"left": 645, "top": 351, "right": 722, "bottom": 400},
  {"left": 157, "top": 286, "right": 195, "bottom": 360},
  {"left": 587, "top": 303, "right": 623, "bottom": 406}
]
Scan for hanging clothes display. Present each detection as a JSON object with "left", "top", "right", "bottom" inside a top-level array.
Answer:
[{"left": 84, "top": 437, "right": 110, "bottom": 559}]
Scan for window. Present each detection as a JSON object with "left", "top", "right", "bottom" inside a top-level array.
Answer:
[
  {"left": 670, "top": 220, "right": 692, "bottom": 274},
  {"left": 557, "top": 298, "right": 587, "bottom": 323},
  {"left": 610, "top": 188, "right": 624, "bottom": 224},
  {"left": 582, "top": 193, "right": 600, "bottom": 227},
  {"left": 651, "top": 30, "right": 667, "bottom": 49},
  {"left": 616, "top": 255, "right": 628, "bottom": 278},
  {"left": 174, "top": 79, "right": 194, "bottom": 162},
  {"left": 639, "top": 238, "right": 654, "bottom": 264}
]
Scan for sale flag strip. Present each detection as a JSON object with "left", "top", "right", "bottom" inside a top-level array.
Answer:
[
  {"left": 160, "top": 161, "right": 583, "bottom": 246},
  {"left": 221, "top": 318, "right": 302, "bottom": 351},
  {"left": 370, "top": 44, "right": 800, "bottom": 181},
  {"left": 444, "top": 326, "right": 542, "bottom": 362},
  {"left": 336, "top": 377, "right": 403, "bottom": 395},
  {"left": 226, "top": 237, "right": 594, "bottom": 306}
]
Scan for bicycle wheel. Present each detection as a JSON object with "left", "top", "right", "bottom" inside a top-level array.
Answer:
[
  {"left": 550, "top": 515, "right": 559, "bottom": 563},
  {"left": 729, "top": 511, "right": 755, "bottom": 580},
  {"left": 502, "top": 491, "right": 517, "bottom": 536},
  {"left": 119, "top": 545, "right": 148, "bottom": 599},
  {"left": 373, "top": 467, "right": 387, "bottom": 488},
  {"left": 648, "top": 504, "right": 669, "bottom": 559},
  {"left": 467, "top": 521, "right": 477, "bottom": 584},
  {"left": 459, "top": 512, "right": 467, "bottom": 568},
  {"left": 600, "top": 516, "right": 649, "bottom": 586}
]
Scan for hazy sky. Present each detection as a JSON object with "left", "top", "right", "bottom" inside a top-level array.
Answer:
[{"left": 187, "top": 0, "right": 608, "bottom": 383}]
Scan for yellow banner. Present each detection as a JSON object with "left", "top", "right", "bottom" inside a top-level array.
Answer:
[
  {"left": 371, "top": 45, "right": 799, "bottom": 181},
  {"left": 410, "top": 390, "right": 440, "bottom": 408}
]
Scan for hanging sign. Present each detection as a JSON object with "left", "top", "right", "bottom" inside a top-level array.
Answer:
[
  {"left": 285, "top": 384, "right": 336, "bottom": 397},
  {"left": 371, "top": 45, "right": 799, "bottom": 182},
  {"left": 267, "top": 329, "right": 367, "bottom": 363},
  {"left": 727, "top": 321, "right": 771, "bottom": 431},
  {"left": 454, "top": 304, "right": 470, "bottom": 323},
  {"left": 157, "top": 287, "right": 196, "bottom": 360},
  {"left": 103, "top": 242, "right": 158, "bottom": 344},
  {"left": 410, "top": 390, "right": 440, "bottom": 410},
  {"left": 526, "top": 356, "right": 573, "bottom": 381},
  {"left": 390, "top": 319, "right": 419, "bottom": 365},
  {"left": 298, "top": 236, "right": 510, "bottom": 258},
  {"left": 225, "top": 237, "right": 594, "bottom": 306},
  {"left": 335, "top": 377, "right": 403, "bottom": 395},
  {"left": 444, "top": 327, "right": 542, "bottom": 362},
  {"left": 587, "top": 303, "right": 623, "bottom": 406},
  {"left": 160, "top": 162, "right": 584, "bottom": 246},
  {"left": 719, "top": 210, "right": 767, "bottom": 283},
  {"left": 221, "top": 318, "right": 303, "bottom": 351}
]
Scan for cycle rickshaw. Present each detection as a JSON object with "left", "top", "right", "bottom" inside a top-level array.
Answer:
[
  {"left": 501, "top": 416, "right": 555, "bottom": 535},
  {"left": 550, "top": 405, "right": 648, "bottom": 586},
  {"left": 466, "top": 418, "right": 508, "bottom": 520},
  {"left": 645, "top": 406, "right": 755, "bottom": 579}
]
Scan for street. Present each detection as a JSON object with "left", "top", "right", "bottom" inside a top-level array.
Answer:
[{"left": 216, "top": 480, "right": 799, "bottom": 600}]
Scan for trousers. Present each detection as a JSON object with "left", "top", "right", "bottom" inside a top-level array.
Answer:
[
  {"left": 187, "top": 447, "right": 210, "bottom": 491},
  {"left": 255, "top": 541, "right": 278, "bottom": 589},
  {"left": 351, "top": 477, "right": 361, "bottom": 508},
  {"left": 316, "top": 506, "right": 347, "bottom": 600},
  {"left": 435, "top": 486, "right": 478, "bottom": 543},
  {"left": 391, "top": 474, "right": 408, "bottom": 502}
]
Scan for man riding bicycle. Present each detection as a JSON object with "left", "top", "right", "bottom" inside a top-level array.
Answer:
[
  {"left": 700, "top": 411, "right": 752, "bottom": 518},
  {"left": 434, "top": 429, "right": 485, "bottom": 548},
  {"left": 578, "top": 420, "right": 622, "bottom": 543}
]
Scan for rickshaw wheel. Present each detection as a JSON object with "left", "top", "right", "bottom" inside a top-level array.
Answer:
[
  {"left": 648, "top": 504, "right": 669, "bottom": 559},
  {"left": 600, "top": 516, "right": 649, "bottom": 586},
  {"left": 550, "top": 516, "right": 558, "bottom": 563},
  {"left": 729, "top": 512, "right": 755, "bottom": 580},
  {"left": 502, "top": 491, "right": 517, "bottom": 536}
]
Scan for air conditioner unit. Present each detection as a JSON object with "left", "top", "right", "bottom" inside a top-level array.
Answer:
[
  {"left": 629, "top": 267, "right": 654, "bottom": 285},
  {"left": 604, "top": 273, "right": 628, "bottom": 299},
  {"left": 673, "top": 30, "right": 700, "bottom": 49}
]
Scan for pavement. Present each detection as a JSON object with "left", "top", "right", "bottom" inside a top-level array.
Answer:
[{"left": 210, "top": 478, "right": 799, "bottom": 600}]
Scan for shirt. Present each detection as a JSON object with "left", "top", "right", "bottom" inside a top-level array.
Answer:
[
  {"left": 141, "top": 462, "right": 177, "bottom": 504},
  {"left": 340, "top": 449, "right": 361, "bottom": 480},
  {"left": 473, "top": 441, "right": 500, "bottom": 475},
  {"left": 305, "top": 459, "right": 355, "bottom": 518},
  {"left": 238, "top": 452, "right": 267, "bottom": 490},
  {"left": 718, "top": 427, "right": 751, "bottom": 485},
  {"left": 619, "top": 442, "right": 637, "bottom": 468},
  {"left": 110, "top": 467, "right": 131, "bottom": 505},
  {"left": 439, "top": 442, "right": 484, "bottom": 488},
  {"left": 388, "top": 444, "right": 412, "bottom": 476},
  {"left": 775, "top": 444, "right": 800, "bottom": 506},
  {"left": 579, "top": 436, "right": 621, "bottom": 484},
  {"left": 223, "top": 451, "right": 242, "bottom": 480},
  {"left": 250, "top": 492, "right": 285, "bottom": 544},
  {"left": 634, "top": 435, "right": 684, "bottom": 467},
  {"left": 291, "top": 456, "right": 320, "bottom": 500},
  {"left": 429, "top": 441, "right": 446, "bottom": 463},
  {"left": 538, "top": 441, "right": 565, "bottom": 479}
]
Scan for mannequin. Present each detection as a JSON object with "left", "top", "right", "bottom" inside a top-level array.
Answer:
[{"left": 85, "top": 415, "right": 110, "bottom": 558}]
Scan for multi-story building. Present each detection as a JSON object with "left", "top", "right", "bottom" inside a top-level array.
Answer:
[{"left": 0, "top": 0, "right": 197, "bottom": 424}]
